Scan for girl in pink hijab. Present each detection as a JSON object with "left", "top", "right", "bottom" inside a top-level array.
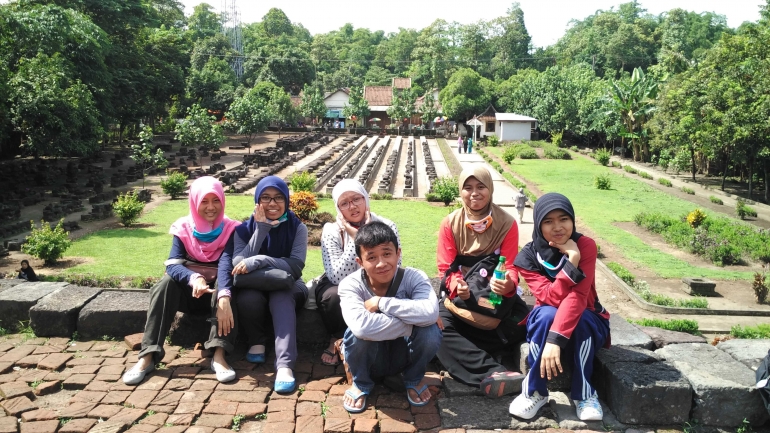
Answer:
[{"left": 123, "top": 176, "right": 241, "bottom": 385}]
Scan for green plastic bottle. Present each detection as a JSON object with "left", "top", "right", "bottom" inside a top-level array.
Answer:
[{"left": 490, "top": 256, "right": 506, "bottom": 306}]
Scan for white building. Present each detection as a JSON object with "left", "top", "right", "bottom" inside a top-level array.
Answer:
[
  {"left": 323, "top": 88, "right": 350, "bottom": 121},
  {"left": 494, "top": 113, "right": 537, "bottom": 141}
]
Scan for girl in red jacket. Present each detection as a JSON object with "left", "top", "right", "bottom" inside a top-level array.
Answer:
[{"left": 510, "top": 193, "right": 610, "bottom": 421}]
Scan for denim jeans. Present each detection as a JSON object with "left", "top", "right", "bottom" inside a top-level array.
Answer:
[{"left": 342, "top": 323, "right": 442, "bottom": 394}]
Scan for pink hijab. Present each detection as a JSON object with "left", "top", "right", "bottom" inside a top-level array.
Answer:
[{"left": 169, "top": 176, "right": 240, "bottom": 262}]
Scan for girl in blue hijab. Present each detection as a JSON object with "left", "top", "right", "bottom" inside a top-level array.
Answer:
[{"left": 232, "top": 176, "right": 308, "bottom": 393}]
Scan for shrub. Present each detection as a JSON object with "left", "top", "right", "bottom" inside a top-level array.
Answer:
[
  {"left": 22, "top": 219, "right": 72, "bottom": 265},
  {"left": 709, "top": 196, "right": 723, "bottom": 205},
  {"left": 551, "top": 131, "right": 563, "bottom": 147},
  {"left": 611, "top": 161, "right": 622, "bottom": 168},
  {"left": 543, "top": 143, "right": 571, "bottom": 160},
  {"left": 633, "top": 280, "right": 709, "bottom": 308},
  {"left": 314, "top": 212, "right": 334, "bottom": 224},
  {"left": 659, "top": 178, "right": 672, "bottom": 187},
  {"left": 370, "top": 193, "right": 393, "bottom": 200},
  {"left": 113, "top": 191, "right": 145, "bottom": 227},
  {"left": 491, "top": 162, "right": 504, "bottom": 173},
  {"left": 425, "top": 193, "right": 441, "bottom": 202},
  {"left": 487, "top": 135, "right": 499, "bottom": 147},
  {"left": 638, "top": 171, "right": 653, "bottom": 180},
  {"left": 289, "top": 191, "right": 319, "bottom": 222},
  {"left": 594, "top": 173, "right": 612, "bottom": 190},
  {"left": 686, "top": 209, "right": 707, "bottom": 229},
  {"left": 315, "top": 192, "right": 332, "bottom": 199},
  {"left": 503, "top": 144, "right": 537, "bottom": 163},
  {"left": 754, "top": 271, "right": 768, "bottom": 304},
  {"left": 731, "top": 324, "right": 770, "bottom": 339},
  {"left": 595, "top": 149, "right": 611, "bottom": 166},
  {"left": 630, "top": 318, "right": 700, "bottom": 335},
  {"left": 681, "top": 186, "right": 695, "bottom": 195},
  {"left": 623, "top": 165, "right": 637, "bottom": 174},
  {"left": 63, "top": 274, "right": 122, "bottom": 288},
  {"left": 517, "top": 147, "right": 539, "bottom": 159},
  {"left": 433, "top": 176, "right": 460, "bottom": 206},
  {"left": 289, "top": 171, "right": 316, "bottom": 192},
  {"left": 607, "top": 262, "right": 635, "bottom": 286},
  {"left": 161, "top": 171, "right": 188, "bottom": 199},
  {"left": 736, "top": 199, "right": 757, "bottom": 220},
  {"left": 130, "top": 276, "right": 160, "bottom": 290},
  {"left": 570, "top": 145, "right": 579, "bottom": 152}
]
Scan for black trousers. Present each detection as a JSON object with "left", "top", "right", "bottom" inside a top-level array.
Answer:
[
  {"left": 139, "top": 274, "right": 237, "bottom": 363},
  {"left": 436, "top": 303, "right": 527, "bottom": 387},
  {"left": 315, "top": 284, "right": 346, "bottom": 339}
]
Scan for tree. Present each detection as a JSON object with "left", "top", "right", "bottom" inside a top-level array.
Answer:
[
  {"left": 343, "top": 86, "right": 370, "bottom": 127},
  {"left": 387, "top": 88, "right": 416, "bottom": 129},
  {"left": 175, "top": 103, "right": 225, "bottom": 166},
  {"left": 186, "top": 57, "right": 237, "bottom": 113},
  {"left": 225, "top": 88, "right": 271, "bottom": 143},
  {"left": 439, "top": 68, "right": 493, "bottom": 121},
  {"left": 420, "top": 91, "right": 440, "bottom": 126},
  {"left": 187, "top": 3, "right": 221, "bottom": 42},
  {"left": 488, "top": 3, "right": 532, "bottom": 80},
  {"left": 131, "top": 126, "right": 167, "bottom": 188},
  {"left": 299, "top": 84, "right": 327, "bottom": 124},
  {"left": 605, "top": 67, "right": 658, "bottom": 161}
]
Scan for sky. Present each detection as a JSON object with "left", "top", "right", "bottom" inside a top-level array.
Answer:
[{"left": 180, "top": 0, "right": 763, "bottom": 48}]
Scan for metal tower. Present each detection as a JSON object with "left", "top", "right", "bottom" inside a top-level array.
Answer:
[{"left": 220, "top": 0, "right": 243, "bottom": 80}]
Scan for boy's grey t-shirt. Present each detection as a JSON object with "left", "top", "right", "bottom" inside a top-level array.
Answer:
[{"left": 338, "top": 267, "right": 439, "bottom": 341}]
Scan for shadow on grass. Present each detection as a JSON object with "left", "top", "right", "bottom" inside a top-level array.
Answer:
[{"left": 83, "top": 228, "right": 164, "bottom": 240}]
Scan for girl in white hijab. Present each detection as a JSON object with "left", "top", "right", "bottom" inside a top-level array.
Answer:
[{"left": 317, "top": 179, "right": 401, "bottom": 365}]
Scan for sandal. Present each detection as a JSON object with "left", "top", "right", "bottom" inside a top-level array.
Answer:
[
  {"left": 320, "top": 348, "right": 341, "bottom": 367},
  {"left": 406, "top": 384, "right": 430, "bottom": 407},
  {"left": 343, "top": 388, "right": 368, "bottom": 413},
  {"left": 480, "top": 371, "right": 524, "bottom": 399}
]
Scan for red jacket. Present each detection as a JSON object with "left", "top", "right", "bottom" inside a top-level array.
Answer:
[
  {"left": 437, "top": 217, "right": 519, "bottom": 299},
  {"left": 518, "top": 235, "right": 610, "bottom": 347}
]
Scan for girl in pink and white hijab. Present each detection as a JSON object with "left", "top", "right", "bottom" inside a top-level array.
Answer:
[{"left": 123, "top": 176, "right": 241, "bottom": 386}]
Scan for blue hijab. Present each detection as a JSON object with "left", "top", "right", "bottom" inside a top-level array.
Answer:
[{"left": 247, "top": 176, "right": 301, "bottom": 258}]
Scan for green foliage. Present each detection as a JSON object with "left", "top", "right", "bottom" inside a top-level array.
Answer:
[
  {"left": 550, "top": 131, "right": 563, "bottom": 147},
  {"left": 633, "top": 280, "right": 709, "bottom": 308},
  {"left": 225, "top": 89, "right": 271, "bottom": 143},
  {"left": 231, "top": 414, "right": 245, "bottom": 432},
  {"left": 736, "top": 199, "right": 757, "bottom": 220},
  {"left": 387, "top": 87, "right": 417, "bottom": 128},
  {"left": 299, "top": 84, "right": 327, "bottom": 123},
  {"left": 130, "top": 127, "right": 167, "bottom": 188},
  {"left": 611, "top": 161, "right": 622, "bottom": 168},
  {"left": 753, "top": 271, "right": 768, "bottom": 304},
  {"left": 686, "top": 209, "right": 707, "bottom": 228},
  {"left": 60, "top": 274, "right": 122, "bottom": 288},
  {"left": 623, "top": 165, "right": 637, "bottom": 174},
  {"left": 288, "top": 171, "right": 316, "bottom": 192},
  {"left": 22, "top": 219, "right": 72, "bottom": 265},
  {"left": 681, "top": 186, "right": 695, "bottom": 195},
  {"left": 709, "top": 196, "right": 723, "bottom": 205},
  {"left": 289, "top": 191, "right": 318, "bottom": 222},
  {"left": 425, "top": 193, "right": 441, "bottom": 202},
  {"left": 175, "top": 103, "right": 225, "bottom": 152},
  {"left": 432, "top": 176, "right": 460, "bottom": 206},
  {"left": 595, "top": 149, "right": 611, "bottom": 166},
  {"left": 370, "top": 193, "right": 393, "bottom": 200},
  {"left": 594, "top": 173, "right": 612, "bottom": 190},
  {"left": 638, "top": 171, "right": 653, "bottom": 180},
  {"left": 502, "top": 144, "right": 538, "bottom": 163},
  {"left": 607, "top": 262, "right": 635, "bottom": 286},
  {"left": 630, "top": 318, "right": 700, "bottom": 335},
  {"left": 161, "top": 172, "right": 188, "bottom": 199},
  {"left": 419, "top": 91, "right": 440, "bottom": 126},
  {"left": 487, "top": 135, "right": 499, "bottom": 147},
  {"left": 542, "top": 143, "right": 571, "bottom": 160},
  {"left": 439, "top": 68, "right": 494, "bottom": 120},
  {"left": 113, "top": 191, "right": 145, "bottom": 227},
  {"left": 342, "top": 87, "right": 370, "bottom": 127},
  {"left": 659, "top": 178, "right": 673, "bottom": 187},
  {"left": 605, "top": 67, "right": 658, "bottom": 162},
  {"left": 730, "top": 324, "right": 770, "bottom": 339}
]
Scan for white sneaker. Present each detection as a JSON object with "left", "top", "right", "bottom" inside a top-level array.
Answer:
[
  {"left": 574, "top": 392, "right": 603, "bottom": 421},
  {"left": 211, "top": 360, "right": 236, "bottom": 383},
  {"left": 509, "top": 391, "right": 547, "bottom": 420},
  {"left": 122, "top": 361, "right": 154, "bottom": 385}
]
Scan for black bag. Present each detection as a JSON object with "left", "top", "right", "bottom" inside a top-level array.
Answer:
[
  {"left": 757, "top": 349, "right": 770, "bottom": 415},
  {"left": 440, "top": 253, "right": 527, "bottom": 323}
]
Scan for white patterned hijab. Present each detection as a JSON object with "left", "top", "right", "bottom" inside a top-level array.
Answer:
[{"left": 331, "top": 179, "right": 370, "bottom": 218}]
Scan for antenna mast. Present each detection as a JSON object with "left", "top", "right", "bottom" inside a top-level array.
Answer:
[{"left": 221, "top": 0, "right": 243, "bottom": 80}]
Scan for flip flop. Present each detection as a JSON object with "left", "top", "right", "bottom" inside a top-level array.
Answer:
[
  {"left": 480, "top": 371, "right": 524, "bottom": 399},
  {"left": 343, "top": 388, "right": 368, "bottom": 413},
  {"left": 320, "top": 348, "right": 341, "bottom": 367},
  {"left": 406, "top": 384, "right": 430, "bottom": 407}
]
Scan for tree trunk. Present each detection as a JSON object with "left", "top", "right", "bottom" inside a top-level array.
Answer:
[
  {"left": 748, "top": 154, "right": 754, "bottom": 200},
  {"left": 721, "top": 149, "right": 730, "bottom": 191},
  {"left": 690, "top": 146, "right": 697, "bottom": 182},
  {"left": 765, "top": 159, "right": 769, "bottom": 204},
  {"left": 118, "top": 122, "right": 124, "bottom": 145},
  {"left": 642, "top": 141, "right": 650, "bottom": 162}
]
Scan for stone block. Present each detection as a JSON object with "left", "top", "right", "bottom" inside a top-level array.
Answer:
[
  {"left": 377, "top": 419, "right": 415, "bottom": 433},
  {"left": 37, "top": 353, "right": 73, "bottom": 370},
  {"left": 124, "top": 333, "right": 143, "bottom": 351},
  {"left": 609, "top": 315, "right": 653, "bottom": 349},
  {"left": 1, "top": 396, "right": 36, "bottom": 416},
  {"left": 716, "top": 338, "right": 770, "bottom": 371},
  {"left": 295, "top": 417, "right": 322, "bottom": 433},
  {"left": 0, "top": 283, "right": 67, "bottom": 331},
  {"left": 656, "top": 343, "right": 769, "bottom": 427},
  {"left": 519, "top": 342, "right": 572, "bottom": 392},
  {"left": 681, "top": 277, "right": 716, "bottom": 296},
  {"left": 635, "top": 326, "right": 706, "bottom": 349},
  {"left": 0, "top": 280, "right": 27, "bottom": 294},
  {"left": 438, "top": 395, "right": 520, "bottom": 429},
  {"left": 29, "top": 285, "right": 102, "bottom": 337},
  {"left": 0, "top": 418, "right": 16, "bottom": 433},
  {"left": 19, "top": 420, "right": 58, "bottom": 433},
  {"left": 0, "top": 382, "right": 34, "bottom": 399},
  {"left": 77, "top": 291, "right": 149, "bottom": 339},
  {"left": 58, "top": 418, "right": 97, "bottom": 433},
  {"left": 296, "top": 309, "right": 329, "bottom": 346}
]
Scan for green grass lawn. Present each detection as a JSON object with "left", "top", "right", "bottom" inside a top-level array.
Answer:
[
  {"left": 65, "top": 197, "right": 452, "bottom": 280},
  {"left": 487, "top": 147, "right": 754, "bottom": 280}
]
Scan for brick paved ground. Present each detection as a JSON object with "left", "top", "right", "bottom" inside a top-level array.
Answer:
[{"left": 0, "top": 333, "right": 447, "bottom": 433}]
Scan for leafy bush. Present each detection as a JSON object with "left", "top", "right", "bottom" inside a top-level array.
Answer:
[
  {"left": 638, "top": 171, "right": 653, "bottom": 180},
  {"left": 61, "top": 274, "right": 122, "bottom": 288},
  {"left": 425, "top": 193, "right": 441, "bottom": 202},
  {"left": 130, "top": 276, "right": 160, "bottom": 290},
  {"left": 433, "top": 176, "right": 460, "bottom": 206},
  {"left": 315, "top": 192, "right": 332, "bottom": 199},
  {"left": 370, "top": 193, "right": 393, "bottom": 200},
  {"left": 736, "top": 199, "right": 757, "bottom": 220},
  {"left": 517, "top": 147, "right": 538, "bottom": 159},
  {"left": 502, "top": 144, "right": 538, "bottom": 163},
  {"left": 709, "top": 196, "right": 723, "bottom": 205},
  {"left": 630, "top": 318, "right": 700, "bottom": 335},
  {"left": 633, "top": 280, "right": 709, "bottom": 308},
  {"left": 731, "top": 324, "right": 770, "bottom": 339},
  {"left": 681, "top": 186, "right": 695, "bottom": 195},
  {"left": 22, "top": 219, "right": 72, "bottom": 265},
  {"left": 289, "top": 191, "right": 319, "bottom": 222},
  {"left": 686, "top": 209, "right": 706, "bottom": 229},
  {"left": 595, "top": 149, "right": 611, "bottom": 166},
  {"left": 570, "top": 145, "right": 579, "bottom": 152},
  {"left": 754, "top": 271, "right": 768, "bottom": 304},
  {"left": 659, "top": 178, "right": 672, "bottom": 187},
  {"left": 491, "top": 162, "right": 504, "bottom": 173},
  {"left": 161, "top": 171, "right": 188, "bottom": 199},
  {"left": 289, "top": 171, "right": 316, "bottom": 192},
  {"left": 314, "top": 212, "right": 334, "bottom": 224},
  {"left": 113, "top": 191, "right": 145, "bottom": 227},
  {"left": 611, "top": 161, "right": 622, "bottom": 168},
  {"left": 607, "top": 262, "right": 635, "bottom": 286},
  {"left": 594, "top": 173, "right": 612, "bottom": 190},
  {"left": 487, "top": 135, "right": 499, "bottom": 147},
  {"left": 542, "top": 143, "right": 571, "bottom": 160},
  {"left": 550, "top": 131, "right": 563, "bottom": 147},
  {"left": 623, "top": 165, "right": 637, "bottom": 174}
]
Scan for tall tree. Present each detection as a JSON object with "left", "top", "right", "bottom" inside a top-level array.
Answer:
[
  {"left": 439, "top": 68, "right": 493, "bottom": 121},
  {"left": 342, "top": 86, "right": 370, "bottom": 127},
  {"left": 299, "top": 84, "right": 327, "bottom": 124},
  {"left": 605, "top": 67, "right": 658, "bottom": 161}
]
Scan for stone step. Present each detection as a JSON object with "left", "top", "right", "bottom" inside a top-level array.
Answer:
[
  {"left": 0, "top": 282, "right": 69, "bottom": 331},
  {"left": 77, "top": 291, "right": 149, "bottom": 339},
  {"left": 30, "top": 285, "right": 102, "bottom": 337}
]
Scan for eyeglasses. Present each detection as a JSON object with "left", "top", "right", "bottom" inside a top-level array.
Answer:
[
  {"left": 338, "top": 196, "right": 365, "bottom": 211},
  {"left": 259, "top": 195, "right": 285, "bottom": 204}
]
